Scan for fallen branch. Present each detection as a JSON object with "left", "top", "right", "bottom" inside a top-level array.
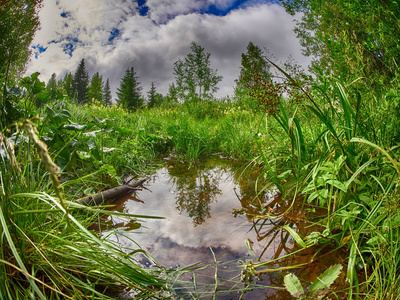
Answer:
[{"left": 77, "top": 177, "right": 149, "bottom": 206}]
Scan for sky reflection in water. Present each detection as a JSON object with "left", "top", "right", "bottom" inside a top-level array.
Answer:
[{"left": 105, "top": 158, "right": 293, "bottom": 298}]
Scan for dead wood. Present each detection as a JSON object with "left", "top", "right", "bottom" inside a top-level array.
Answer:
[{"left": 77, "top": 177, "right": 149, "bottom": 206}]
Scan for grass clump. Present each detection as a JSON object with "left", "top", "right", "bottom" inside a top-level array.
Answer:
[
  {"left": 0, "top": 120, "right": 167, "bottom": 299},
  {"left": 241, "top": 64, "right": 400, "bottom": 298}
]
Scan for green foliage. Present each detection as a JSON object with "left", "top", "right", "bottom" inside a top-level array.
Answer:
[
  {"left": 147, "top": 82, "right": 164, "bottom": 108},
  {"left": 279, "top": 0, "right": 400, "bottom": 87},
  {"left": 19, "top": 72, "right": 46, "bottom": 117},
  {"left": 102, "top": 78, "right": 112, "bottom": 106},
  {"left": 45, "top": 73, "right": 58, "bottom": 100},
  {"left": 62, "top": 72, "right": 74, "bottom": 99},
  {"left": 174, "top": 42, "right": 222, "bottom": 101},
  {"left": 0, "top": 0, "right": 42, "bottom": 128},
  {"left": 73, "top": 58, "right": 89, "bottom": 104},
  {"left": 235, "top": 42, "right": 271, "bottom": 95},
  {"left": 284, "top": 264, "right": 343, "bottom": 299},
  {"left": 0, "top": 118, "right": 167, "bottom": 299},
  {"left": 163, "top": 82, "right": 179, "bottom": 104},
  {"left": 0, "top": 0, "right": 42, "bottom": 85},
  {"left": 116, "top": 67, "right": 143, "bottom": 110},
  {"left": 87, "top": 72, "right": 104, "bottom": 104}
]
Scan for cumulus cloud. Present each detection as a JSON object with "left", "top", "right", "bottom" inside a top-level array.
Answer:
[{"left": 26, "top": 0, "right": 310, "bottom": 101}]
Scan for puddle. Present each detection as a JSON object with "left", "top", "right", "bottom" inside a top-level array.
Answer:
[{"left": 101, "top": 156, "right": 348, "bottom": 299}]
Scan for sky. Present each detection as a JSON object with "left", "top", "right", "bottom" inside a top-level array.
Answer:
[{"left": 26, "top": 0, "right": 311, "bottom": 101}]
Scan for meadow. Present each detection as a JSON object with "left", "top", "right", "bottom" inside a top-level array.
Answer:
[{"left": 3, "top": 68, "right": 400, "bottom": 299}]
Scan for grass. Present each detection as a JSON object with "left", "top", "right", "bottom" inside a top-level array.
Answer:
[
  {"left": 241, "top": 68, "right": 400, "bottom": 298},
  {"left": 3, "top": 69, "right": 400, "bottom": 298},
  {"left": 0, "top": 121, "right": 167, "bottom": 299},
  {"left": 1, "top": 95, "right": 272, "bottom": 298}
]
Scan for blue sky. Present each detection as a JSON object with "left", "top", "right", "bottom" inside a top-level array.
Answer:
[{"left": 27, "top": 0, "right": 309, "bottom": 99}]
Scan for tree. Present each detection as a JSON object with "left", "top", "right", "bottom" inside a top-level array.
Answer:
[
  {"left": 235, "top": 42, "right": 271, "bottom": 95},
  {"left": 116, "top": 67, "right": 143, "bottom": 110},
  {"left": 164, "top": 83, "right": 179, "bottom": 103},
  {"left": 103, "top": 78, "right": 112, "bottom": 106},
  {"left": 173, "top": 42, "right": 222, "bottom": 101},
  {"left": 73, "top": 58, "right": 89, "bottom": 104},
  {"left": 0, "top": 0, "right": 43, "bottom": 128},
  {"left": 147, "top": 82, "right": 163, "bottom": 108},
  {"left": 87, "top": 72, "right": 104, "bottom": 104},
  {"left": 62, "top": 72, "right": 74, "bottom": 99},
  {"left": 0, "top": 0, "right": 42, "bottom": 85},
  {"left": 279, "top": 0, "right": 400, "bottom": 84},
  {"left": 46, "top": 73, "right": 58, "bottom": 100}
]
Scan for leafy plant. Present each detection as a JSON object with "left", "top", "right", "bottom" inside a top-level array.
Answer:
[{"left": 284, "top": 264, "right": 343, "bottom": 299}]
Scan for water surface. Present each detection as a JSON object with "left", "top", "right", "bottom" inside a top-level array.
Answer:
[{"left": 102, "top": 157, "right": 346, "bottom": 299}]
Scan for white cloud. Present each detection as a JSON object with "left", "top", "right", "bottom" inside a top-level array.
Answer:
[{"left": 26, "top": 0, "right": 310, "bottom": 100}]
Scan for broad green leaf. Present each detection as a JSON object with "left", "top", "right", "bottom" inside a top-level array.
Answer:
[
  {"left": 101, "top": 147, "right": 117, "bottom": 153},
  {"left": 101, "top": 164, "right": 116, "bottom": 176},
  {"left": 77, "top": 151, "right": 91, "bottom": 159},
  {"left": 309, "top": 264, "right": 342, "bottom": 295},
  {"left": 84, "top": 130, "right": 101, "bottom": 137},
  {"left": 284, "top": 273, "right": 304, "bottom": 298},
  {"left": 326, "top": 179, "right": 347, "bottom": 192},
  {"left": 366, "top": 235, "right": 386, "bottom": 246},
  {"left": 307, "top": 191, "right": 320, "bottom": 203},
  {"left": 64, "top": 122, "right": 87, "bottom": 131}
]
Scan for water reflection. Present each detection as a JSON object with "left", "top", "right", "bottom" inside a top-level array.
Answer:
[
  {"left": 167, "top": 163, "right": 222, "bottom": 226},
  {"left": 103, "top": 157, "right": 346, "bottom": 299}
]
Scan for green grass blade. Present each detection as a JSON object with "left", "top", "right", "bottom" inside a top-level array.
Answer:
[
  {"left": 351, "top": 137, "right": 400, "bottom": 177},
  {"left": 255, "top": 141, "right": 284, "bottom": 193},
  {"left": 282, "top": 225, "right": 307, "bottom": 248},
  {"left": 0, "top": 206, "right": 46, "bottom": 300}
]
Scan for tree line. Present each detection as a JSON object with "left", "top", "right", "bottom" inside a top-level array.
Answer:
[
  {"left": 3, "top": 0, "right": 399, "bottom": 114},
  {"left": 47, "top": 40, "right": 272, "bottom": 111}
]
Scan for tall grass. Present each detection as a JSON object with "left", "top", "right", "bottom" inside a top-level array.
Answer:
[
  {"left": 247, "top": 63, "right": 400, "bottom": 298},
  {"left": 0, "top": 120, "right": 167, "bottom": 299},
  {"left": 41, "top": 98, "right": 266, "bottom": 170}
]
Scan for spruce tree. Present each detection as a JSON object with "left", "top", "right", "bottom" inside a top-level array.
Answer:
[
  {"left": 147, "top": 82, "right": 157, "bottom": 108},
  {"left": 116, "top": 67, "right": 143, "bottom": 110},
  {"left": 73, "top": 58, "right": 89, "bottom": 104},
  {"left": 87, "top": 72, "right": 104, "bottom": 104},
  {"left": 103, "top": 78, "right": 112, "bottom": 106}
]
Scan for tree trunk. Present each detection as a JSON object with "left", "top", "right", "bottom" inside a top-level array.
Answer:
[{"left": 77, "top": 177, "right": 149, "bottom": 205}]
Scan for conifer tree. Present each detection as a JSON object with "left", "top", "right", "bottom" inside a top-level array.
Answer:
[
  {"left": 116, "top": 67, "right": 143, "bottom": 110},
  {"left": 73, "top": 58, "right": 89, "bottom": 104},
  {"left": 103, "top": 78, "right": 112, "bottom": 106},
  {"left": 87, "top": 72, "right": 104, "bottom": 104},
  {"left": 147, "top": 82, "right": 157, "bottom": 108}
]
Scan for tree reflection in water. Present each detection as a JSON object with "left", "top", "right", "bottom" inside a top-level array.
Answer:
[{"left": 166, "top": 162, "right": 222, "bottom": 226}]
